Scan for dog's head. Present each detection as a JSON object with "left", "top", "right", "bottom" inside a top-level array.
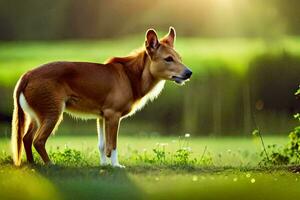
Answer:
[{"left": 145, "top": 27, "right": 192, "bottom": 85}]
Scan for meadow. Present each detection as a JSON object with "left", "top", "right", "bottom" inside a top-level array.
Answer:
[
  {"left": 0, "top": 135, "right": 299, "bottom": 200},
  {"left": 0, "top": 36, "right": 300, "bottom": 199}
]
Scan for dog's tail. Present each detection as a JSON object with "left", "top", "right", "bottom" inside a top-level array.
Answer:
[{"left": 11, "top": 74, "right": 29, "bottom": 166}]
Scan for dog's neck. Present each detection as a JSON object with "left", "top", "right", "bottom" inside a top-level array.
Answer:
[{"left": 107, "top": 50, "right": 162, "bottom": 100}]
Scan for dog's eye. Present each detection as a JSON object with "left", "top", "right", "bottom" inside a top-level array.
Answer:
[{"left": 164, "top": 56, "right": 174, "bottom": 62}]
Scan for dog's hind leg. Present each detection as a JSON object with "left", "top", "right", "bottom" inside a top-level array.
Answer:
[
  {"left": 33, "top": 115, "right": 62, "bottom": 164},
  {"left": 23, "top": 120, "right": 38, "bottom": 163},
  {"left": 97, "top": 118, "right": 108, "bottom": 165}
]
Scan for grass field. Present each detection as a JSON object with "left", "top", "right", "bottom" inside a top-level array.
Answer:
[
  {"left": 0, "top": 135, "right": 299, "bottom": 200},
  {"left": 1, "top": 37, "right": 300, "bottom": 199}
]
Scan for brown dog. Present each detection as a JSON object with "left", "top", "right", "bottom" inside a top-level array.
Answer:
[{"left": 11, "top": 27, "right": 192, "bottom": 167}]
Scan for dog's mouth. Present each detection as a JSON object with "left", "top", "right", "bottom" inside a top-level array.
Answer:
[{"left": 171, "top": 76, "right": 190, "bottom": 85}]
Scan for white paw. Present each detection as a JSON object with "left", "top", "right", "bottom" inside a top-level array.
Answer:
[
  {"left": 100, "top": 162, "right": 109, "bottom": 166},
  {"left": 112, "top": 163, "right": 126, "bottom": 168},
  {"left": 100, "top": 156, "right": 108, "bottom": 166},
  {"left": 100, "top": 160, "right": 108, "bottom": 166}
]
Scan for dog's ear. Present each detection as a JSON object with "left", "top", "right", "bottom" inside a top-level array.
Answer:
[
  {"left": 161, "top": 27, "right": 176, "bottom": 48},
  {"left": 145, "top": 29, "right": 159, "bottom": 56}
]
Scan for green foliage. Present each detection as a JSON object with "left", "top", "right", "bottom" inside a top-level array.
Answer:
[
  {"left": 0, "top": 150, "right": 12, "bottom": 164},
  {"left": 49, "top": 146, "right": 87, "bottom": 166},
  {"left": 260, "top": 144, "right": 289, "bottom": 165},
  {"left": 252, "top": 129, "right": 259, "bottom": 137},
  {"left": 260, "top": 88, "right": 300, "bottom": 165},
  {"left": 50, "top": 139, "right": 209, "bottom": 167},
  {"left": 173, "top": 135, "right": 197, "bottom": 165},
  {"left": 260, "top": 125, "right": 300, "bottom": 165},
  {"left": 174, "top": 148, "right": 193, "bottom": 165},
  {"left": 295, "top": 86, "right": 300, "bottom": 96},
  {"left": 152, "top": 144, "right": 167, "bottom": 164},
  {"left": 123, "top": 135, "right": 212, "bottom": 167}
]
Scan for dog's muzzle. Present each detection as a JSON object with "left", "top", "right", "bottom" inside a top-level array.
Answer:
[{"left": 172, "top": 67, "right": 192, "bottom": 84}]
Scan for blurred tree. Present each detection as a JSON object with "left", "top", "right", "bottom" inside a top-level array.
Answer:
[{"left": 0, "top": 0, "right": 299, "bottom": 40}]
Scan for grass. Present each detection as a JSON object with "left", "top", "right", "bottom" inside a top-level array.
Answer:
[
  {"left": 0, "top": 135, "right": 299, "bottom": 200},
  {"left": 1, "top": 36, "right": 300, "bottom": 199}
]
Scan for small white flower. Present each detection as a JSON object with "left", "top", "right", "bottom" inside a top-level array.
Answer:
[
  {"left": 246, "top": 173, "right": 251, "bottom": 178},
  {"left": 251, "top": 178, "right": 256, "bottom": 183},
  {"left": 185, "top": 133, "right": 190, "bottom": 138},
  {"left": 160, "top": 143, "right": 168, "bottom": 147},
  {"left": 182, "top": 147, "right": 192, "bottom": 151}
]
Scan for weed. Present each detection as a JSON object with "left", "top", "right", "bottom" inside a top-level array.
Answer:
[
  {"left": 152, "top": 143, "right": 167, "bottom": 164},
  {"left": 49, "top": 145, "right": 87, "bottom": 166},
  {"left": 174, "top": 147, "right": 192, "bottom": 165},
  {"left": 0, "top": 150, "right": 12, "bottom": 164},
  {"left": 172, "top": 133, "right": 196, "bottom": 165},
  {"left": 259, "top": 87, "right": 300, "bottom": 165},
  {"left": 123, "top": 134, "right": 213, "bottom": 167},
  {"left": 295, "top": 86, "right": 300, "bottom": 96}
]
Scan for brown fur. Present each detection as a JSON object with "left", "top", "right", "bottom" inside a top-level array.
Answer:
[{"left": 11, "top": 27, "right": 192, "bottom": 166}]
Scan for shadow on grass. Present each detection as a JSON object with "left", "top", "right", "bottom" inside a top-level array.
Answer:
[
  {"left": 34, "top": 164, "right": 143, "bottom": 200},
  {"left": 0, "top": 162, "right": 143, "bottom": 200},
  {"left": 1, "top": 160, "right": 300, "bottom": 200}
]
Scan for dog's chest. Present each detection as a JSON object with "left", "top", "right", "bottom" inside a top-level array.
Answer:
[{"left": 124, "top": 80, "right": 165, "bottom": 117}]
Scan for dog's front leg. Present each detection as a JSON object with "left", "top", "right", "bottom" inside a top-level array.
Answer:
[
  {"left": 104, "top": 112, "right": 125, "bottom": 168},
  {"left": 97, "top": 118, "right": 108, "bottom": 166}
]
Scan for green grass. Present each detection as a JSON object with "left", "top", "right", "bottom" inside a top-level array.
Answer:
[
  {"left": 1, "top": 36, "right": 300, "bottom": 86},
  {"left": 0, "top": 135, "right": 289, "bottom": 166},
  {"left": 0, "top": 135, "right": 299, "bottom": 200},
  {"left": 1, "top": 37, "right": 300, "bottom": 199}
]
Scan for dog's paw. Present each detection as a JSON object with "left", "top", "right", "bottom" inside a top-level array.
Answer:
[
  {"left": 45, "top": 161, "right": 55, "bottom": 166},
  {"left": 112, "top": 163, "right": 126, "bottom": 168},
  {"left": 100, "top": 160, "right": 109, "bottom": 166}
]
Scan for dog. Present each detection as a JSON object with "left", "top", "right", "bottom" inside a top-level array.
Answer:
[{"left": 11, "top": 27, "right": 192, "bottom": 167}]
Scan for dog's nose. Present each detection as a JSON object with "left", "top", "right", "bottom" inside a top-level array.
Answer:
[{"left": 183, "top": 68, "right": 192, "bottom": 79}]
